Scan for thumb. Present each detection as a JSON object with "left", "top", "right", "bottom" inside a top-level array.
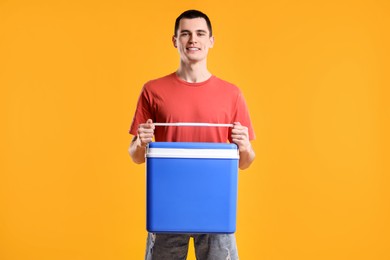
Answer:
[{"left": 146, "top": 119, "right": 155, "bottom": 130}]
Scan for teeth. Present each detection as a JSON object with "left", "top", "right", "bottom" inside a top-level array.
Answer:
[{"left": 188, "top": 48, "right": 199, "bottom": 50}]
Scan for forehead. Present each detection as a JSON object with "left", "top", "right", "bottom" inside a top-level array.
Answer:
[{"left": 178, "top": 17, "right": 209, "bottom": 32}]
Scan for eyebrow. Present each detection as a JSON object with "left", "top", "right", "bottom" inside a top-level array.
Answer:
[{"left": 180, "top": 29, "right": 208, "bottom": 34}]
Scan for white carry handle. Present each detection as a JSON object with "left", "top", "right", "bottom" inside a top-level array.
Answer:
[{"left": 153, "top": 122, "right": 234, "bottom": 127}]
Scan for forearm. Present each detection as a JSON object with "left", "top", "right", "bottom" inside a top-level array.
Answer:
[
  {"left": 129, "top": 135, "right": 146, "bottom": 164},
  {"left": 238, "top": 144, "right": 255, "bottom": 170}
]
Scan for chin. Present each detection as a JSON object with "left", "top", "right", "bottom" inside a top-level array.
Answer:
[{"left": 186, "top": 55, "right": 205, "bottom": 62}]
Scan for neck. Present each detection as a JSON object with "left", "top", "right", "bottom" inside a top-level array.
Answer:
[{"left": 176, "top": 60, "right": 212, "bottom": 83}]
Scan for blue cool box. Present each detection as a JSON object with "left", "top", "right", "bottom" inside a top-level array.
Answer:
[{"left": 146, "top": 142, "right": 239, "bottom": 234}]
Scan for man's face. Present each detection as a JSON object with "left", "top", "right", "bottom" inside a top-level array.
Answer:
[{"left": 173, "top": 18, "right": 214, "bottom": 63}]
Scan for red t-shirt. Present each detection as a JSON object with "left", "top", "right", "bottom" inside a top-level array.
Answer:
[{"left": 129, "top": 73, "right": 255, "bottom": 143}]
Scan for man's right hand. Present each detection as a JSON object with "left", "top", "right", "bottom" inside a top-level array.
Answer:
[{"left": 137, "top": 119, "right": 155, "bottom": 147}]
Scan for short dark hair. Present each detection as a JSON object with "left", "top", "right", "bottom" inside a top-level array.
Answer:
[{"left": 174, "top": 10, "right": 212, "bottom": 37}]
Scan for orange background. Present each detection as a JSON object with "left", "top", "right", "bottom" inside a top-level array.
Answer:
[{"left": 1, "top": 0, "right": 389, "bottom": 259}]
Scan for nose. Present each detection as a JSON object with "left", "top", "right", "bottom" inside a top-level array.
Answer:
[{"left": 189, "top": 34, "right": 197, "bottom": 44}]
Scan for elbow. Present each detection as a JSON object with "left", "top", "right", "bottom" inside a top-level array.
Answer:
[
  {"left": 239, "top": 151, "right": 255, "bottom": 170},
  {"left": 132, "top": 156, "right": 145, "bottom": 164},
  {"left": 239, "top": 164, "right": 249, "bottom": 170},
  {"left": 239, "top": 162, "right": 251, "bottom": 170},
  {"left": 128, "top": 145, "right": 145, "bottom": 164}
]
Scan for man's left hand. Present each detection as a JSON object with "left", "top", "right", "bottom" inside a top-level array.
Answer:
[{"left": 231, "top": 122, "right": 251, "bottom": 152}]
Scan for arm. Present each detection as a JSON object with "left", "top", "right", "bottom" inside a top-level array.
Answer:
[
  {"left": 231, "top": 122, "right": 255, "bottom": 170},
  {"left": 128, "top": 119, "right": 155, "bottom": 164}
]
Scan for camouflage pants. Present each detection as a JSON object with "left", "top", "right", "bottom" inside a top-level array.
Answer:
[{"left": 145, "top": 233, "right": 239, "bottom": 260}]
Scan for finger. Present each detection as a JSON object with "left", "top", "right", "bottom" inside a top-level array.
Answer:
[
  {"left": 138, "top": 133, "right": 154, "bottom": 146},
  {"left": 232, "top": 138, "right": 245, "bottom": 147},
  {"left": 140, "top": 137, "right": 153, "bottom": 143},
  {"left": 137, "top": 119, "right": 155, "bottom": 146},
  {"left": 231, "top": 135, "right": 248, "bottom": 141},
  {"left": 232, "top": 127, "right": 248, "bottom": 136},
  {"left": 137, "top": 130, "right": 153, "bottom": 140},
  {"left": 232, "top": 122, "right": 241, "bottom": 131},
  {"left": 140, "top": 124, "right": 154, "bottom": 129},
  {"left": 138, "top": 127, "right": 154, "bottom": 133},
  {"left": 139, "top": 120, "right": 155, "bottom": 130},
  {"left": 146, "top": 119, "right": 155, "bottom": 130},
  {"left": 139, "top": 132, "right": 154, "bottom": 138}
]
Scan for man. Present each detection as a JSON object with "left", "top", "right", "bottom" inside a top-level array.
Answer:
[{"left": 128, "top": 10, "right": 255, "bottom": 260}]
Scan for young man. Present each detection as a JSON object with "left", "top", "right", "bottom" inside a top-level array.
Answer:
[{"left": 129, "top": 10, "right": 255, "bottom": 260}]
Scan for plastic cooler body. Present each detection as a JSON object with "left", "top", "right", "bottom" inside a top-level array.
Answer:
[{"left": 146, "top": 142, "right": 239, "bottom": 234}]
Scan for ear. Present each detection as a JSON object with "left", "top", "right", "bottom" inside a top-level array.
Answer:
[
  {"left": 172, "top": 36, "right": 177, "bottom": 48},
  {"left": 209, "top": 36, "right": 215, "bottom": 48}
]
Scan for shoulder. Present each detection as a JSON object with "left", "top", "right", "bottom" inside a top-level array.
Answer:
[
  {"left": 211, "top": 76, "right": 242, "bottom": 95},
  {"left": 144, "top": 73, "right": 176, "bottom": 90}
]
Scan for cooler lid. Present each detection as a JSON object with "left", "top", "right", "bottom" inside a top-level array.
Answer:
[{"left": 146, "top": 142, "right": 239, "bottom": 159}]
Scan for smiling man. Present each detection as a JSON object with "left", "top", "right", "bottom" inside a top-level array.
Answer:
[{"left": 128, "top": 10, "right": 255, "bottom": 260}]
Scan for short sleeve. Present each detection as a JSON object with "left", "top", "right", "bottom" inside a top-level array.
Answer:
[
  {"left": 129, "top": 84, "right": 153, "bottom": 135},
  {"left": 228, "top": 92, "right": 255, "bottom": 142}
]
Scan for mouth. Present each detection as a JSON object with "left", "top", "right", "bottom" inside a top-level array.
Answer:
[{"left": 186, "top": 47, "right": 201, "bottom": 51}]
